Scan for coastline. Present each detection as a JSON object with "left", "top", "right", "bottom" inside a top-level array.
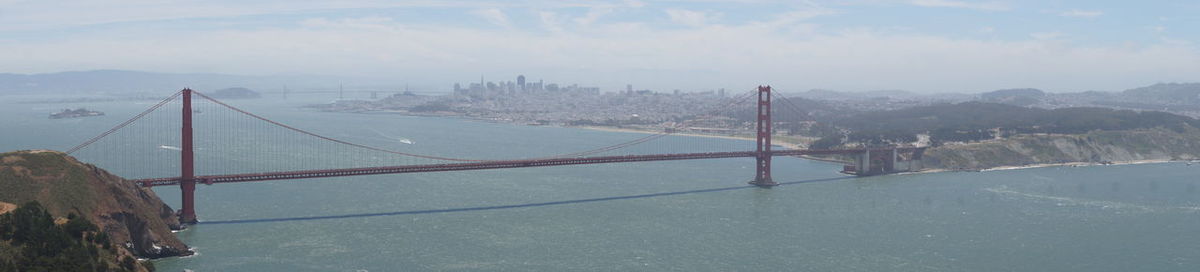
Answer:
[
  {"left": 918, "top": 159, "right": 1179, "bottom": 174},
  {"left": 318, "top": 110, "right": 1187, "bottom": 177}
]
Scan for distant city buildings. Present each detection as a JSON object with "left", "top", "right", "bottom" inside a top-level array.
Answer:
[
  {"left": 517, "top": 75, "right": 526, "bottom": 91},
  {"left": 450, "top": 74, "right": 734, "bottom": 100},
  {"left": 453, "top": 74, "right": 599, "bottom": 98}
]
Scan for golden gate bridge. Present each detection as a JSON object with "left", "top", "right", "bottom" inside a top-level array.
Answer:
[{"left": 64, "top": 86, "right": 924, "bottom": 224}]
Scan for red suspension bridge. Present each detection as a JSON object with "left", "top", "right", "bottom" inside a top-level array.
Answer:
[{"left": 65, "top": 86, "right": 924, "bottom": 224}]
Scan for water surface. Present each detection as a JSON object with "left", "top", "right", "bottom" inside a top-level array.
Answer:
[{"left": 2, "top": 93, "right": 1196, "bottom": 271}]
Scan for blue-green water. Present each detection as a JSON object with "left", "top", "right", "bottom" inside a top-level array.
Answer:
[{"left": 2, "top": 94, "right": 1198, "bottom": 271}]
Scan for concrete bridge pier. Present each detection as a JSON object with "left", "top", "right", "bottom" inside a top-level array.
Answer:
[
  {"left": 855, "top": 150, "right": 871, "bottom": 176},
  {"left": 847, "top": 148, "right": 924, "bottom": 176}
]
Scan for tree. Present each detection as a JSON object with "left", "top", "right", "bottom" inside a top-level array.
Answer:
[{"left": 0, "top": 201, "right": 123, "bottom": 272}]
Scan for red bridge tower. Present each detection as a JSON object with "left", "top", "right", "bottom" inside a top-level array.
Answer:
[
  {"left": 179, "top": 89, "right": 198, "bottom": 224},
  {"left": 750, "top": 85, "right": 778, "bottom": 187}
]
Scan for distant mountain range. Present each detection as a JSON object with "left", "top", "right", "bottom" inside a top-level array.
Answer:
[
  {"left": 1122, "top": 83, "right": 1200, "bottom": 103},
  {"left": 0, "top": 70, "right": 359, "bottom": 94}
]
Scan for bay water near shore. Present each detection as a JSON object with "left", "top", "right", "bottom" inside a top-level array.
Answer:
[{"left": 2, "top": 94, "right": 1198, "bottom": 271}]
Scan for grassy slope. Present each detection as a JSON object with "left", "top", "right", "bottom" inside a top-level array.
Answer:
[
  {"left": 923, "top": 127, "right": 1200, "bottom": 170},
  {"left": 0, "top": 150, "right": 189, "bottom": 261}
]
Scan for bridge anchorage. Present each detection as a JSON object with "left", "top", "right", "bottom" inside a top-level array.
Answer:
[{"left": 68, "top": 86, "right": 924, "bottom": 224}]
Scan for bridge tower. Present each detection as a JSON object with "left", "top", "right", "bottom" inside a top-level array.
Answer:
[
  {"left": 179, "top": 89, "right": 198, "bottom": 224},
  {"left": 750, "top": 85, "right": 778, "bottom": 187}
]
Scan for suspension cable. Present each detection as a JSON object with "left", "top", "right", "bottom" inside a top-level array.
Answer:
[
  {"left": 193, "top": 91, "right": 486, "bottom": 162},
  {"left": 66, "top": 91, "right": 183, "bottom": 154},
  {"left": 192, "top": 88, "right": 762, "bottom": 163}
]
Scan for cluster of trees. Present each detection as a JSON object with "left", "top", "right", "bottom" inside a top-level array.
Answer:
[
  {"left": 815, "top": 102, "right": 1200, "bottom": 147},
  {"left": 0, "top": 201, "right": 150, "bottom": 272}
]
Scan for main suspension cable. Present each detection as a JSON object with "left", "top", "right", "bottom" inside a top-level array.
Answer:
[{"left": 66, "top": 90, "right": 183, "bottom": 154}]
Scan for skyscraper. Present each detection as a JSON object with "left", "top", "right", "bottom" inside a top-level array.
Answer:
[{"left": 517, "top": 75, "right": 526, "bottom": 91}]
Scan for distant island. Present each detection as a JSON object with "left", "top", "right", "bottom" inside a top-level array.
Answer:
[
  {"left": 49, "top": 108, "right": 104, "bottom": 119},
  {"left": 0, "top": 150, "right": 189, "bottom": 271},
  {"left": 206, "top": 87, "right": 261, "bottom": 99}
]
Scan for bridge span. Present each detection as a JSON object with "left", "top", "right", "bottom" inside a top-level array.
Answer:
[
  {"left": 131, "top": 148, "right": 923, "bottom": 187},
  {"left": 68, "top": 86, "right": 925, "bottom": 223}
]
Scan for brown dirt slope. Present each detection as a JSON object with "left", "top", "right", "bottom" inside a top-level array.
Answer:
[{"left": 0, "top": 150, "right": 190, "bottom": 259}]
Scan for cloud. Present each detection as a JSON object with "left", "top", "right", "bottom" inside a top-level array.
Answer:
[
  {"left": 574, "top": 8, "right": 612, "bottom": 26},
  {"left": 539, "top": 11, "right": 565, "bottom": 33},
  {"left": 0, "top": 0, "right": 500, "bottom": 31},
  {"left": 1030, "top": 32, "right": 1063, "bottom": 40},
  {"left": 1058, "top": 10, "right": 1103, "bottom": 18},
  {"left": 665, "top": 9, "right": 718, "bottom": 27},
  {"left": 1, "top": 2, "right": 1197, "bottom": 93},
  {"left": 909, "top": 0, "right": 1009, "bottom": 11},
  {"left": 470, "top": 8, "right": 512, "bottom": 28},
  {"left": 759, "top": 6, "right": 835, "bottom": 27},
  {"left": 3, "top": 14, "right": 1196, "bottom": 93}
]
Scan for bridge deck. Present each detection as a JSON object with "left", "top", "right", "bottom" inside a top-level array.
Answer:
[{"left": 132, "top": 148, "right": 921, "bottom": 187}]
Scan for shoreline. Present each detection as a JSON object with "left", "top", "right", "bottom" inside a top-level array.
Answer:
[
  {"left": 319, "top": 109, "right": 1186, "bottom": 176},
  {"left": 918, "top": 159, "right": 1180, "bottom": 174}
]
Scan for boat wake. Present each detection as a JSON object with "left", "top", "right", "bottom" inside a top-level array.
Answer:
[
  {"left": 985, "top": 186, "right": 1200, "bottom": 214},
  {"left": 369, "top": 128, "right": 414, "bottom": 144},
  {"left": 158, "top": 145, "right": 182, "bottom": 151}
]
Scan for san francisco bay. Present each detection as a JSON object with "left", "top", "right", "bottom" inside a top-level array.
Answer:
[{"left": 3, "top": 94, "right": 1198, "bottom": 271}]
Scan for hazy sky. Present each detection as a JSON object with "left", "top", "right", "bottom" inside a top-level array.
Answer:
[{"left": 1, "top": 0, "right": 1197, "bottom": 93}]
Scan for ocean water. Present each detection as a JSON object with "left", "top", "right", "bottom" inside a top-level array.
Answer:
[{"left": 2, "top": 93, "right": 1198, "bottom": 271}]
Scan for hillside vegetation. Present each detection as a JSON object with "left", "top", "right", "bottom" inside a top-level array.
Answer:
[
  {"left": 814, "top": 102, "right": 1200, "bottom": 148},
  {"left": 1, "top": 201, "right": 150, "bottom": 272},
  {"left": 923, "top": 127, "right": 1200, "bottom": 170},
  {"left": 0, "top": 150, "right": 189, "bottom": 270}
]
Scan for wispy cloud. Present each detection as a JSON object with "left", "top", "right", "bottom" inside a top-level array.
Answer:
[
  {"left": 0, "top": 1, "right": 504, "bottom": 31},
  {"left": 665, "top": 9, "right": 717, "bottom": 27},
  {"left": 1, "top": 0, "right": 1197, "bottom": 93},
  {"left": 470, "top": 8, "right": 512, "bottom": 28},
  {"left": 1030, "top": 31, "right": 1063, "bottom": 40},
  {"left": 539, "top": 11, "right": 565, "bottom": 33},
  {"left": 574, "top": 8, "right": 612, "bottom": 26},
  {"left": 4, "top": 13, "right": 1196, "bottom": 93},
  {"left": 909, "top": 0, "right": 1009, "bottom": 11},
  {"left": 1058, "top": 9, "right": 1104, "bottom": 18}
]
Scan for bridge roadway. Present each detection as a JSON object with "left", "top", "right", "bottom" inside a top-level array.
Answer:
[{"left": 132, "top": 148, "right": 920, "bottom": 187}]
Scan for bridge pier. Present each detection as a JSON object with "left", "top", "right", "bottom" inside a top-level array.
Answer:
[
  {"left": 846, "top": 148, "right": 924, "bottom": 176},
  {"left": 855, "top": 150, "right": 871, "bottom": 176},
  {"left": 179, "top": 89, "right": 198, "bottom": 224}
]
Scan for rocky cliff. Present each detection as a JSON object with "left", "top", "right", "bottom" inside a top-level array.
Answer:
[
  {"left": 0, "top": 150, "right": 190, "bottom": 260},
  {"left": 923, "top": 127, "right": 1200, "bottom": 170}
]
